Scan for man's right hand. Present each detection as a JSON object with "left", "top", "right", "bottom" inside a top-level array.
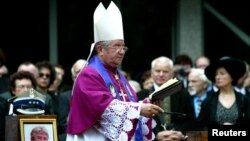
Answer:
[{"left": 140, "top": 103, "right": 164, "bottom": 118}]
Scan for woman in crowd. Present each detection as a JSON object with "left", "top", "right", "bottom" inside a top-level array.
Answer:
[{"left": 198, "top": 57, "right": 250, "bottom": 127}]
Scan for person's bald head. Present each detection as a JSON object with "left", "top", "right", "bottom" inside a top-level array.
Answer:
[
  {"left": 195, "top": 56, "right": 210, "bottom": 69},
  {"left": 71, "top": 59, "right": 87, "bottom": 81},
  {"left": 17, "top": 62, "right": 39, "bottom": 78}
]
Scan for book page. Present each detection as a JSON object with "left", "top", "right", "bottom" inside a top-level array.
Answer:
[
  {"left": 155, "top": 78, "right": 178, "bottom": 92},
  {"left": 149, "top": 78, "right": 179, "bottom": 99}
]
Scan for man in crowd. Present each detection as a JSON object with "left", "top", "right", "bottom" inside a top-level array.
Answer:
[{"left": 137, "top": 56, "right": 187, "bottom": 136}]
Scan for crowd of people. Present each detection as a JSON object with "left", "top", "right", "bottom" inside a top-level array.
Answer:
[{"left": 1, "top": 1, "right": 250, "bottom": 141}]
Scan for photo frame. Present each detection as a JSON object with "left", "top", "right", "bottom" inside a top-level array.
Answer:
[{"left": 19, "top": 118, "right": 58, "bottom": 141}]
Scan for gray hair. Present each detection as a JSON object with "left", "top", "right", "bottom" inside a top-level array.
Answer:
[
  {"left": 189, "top": 68, "right": 211, "bottom": 83},
  {"left": 31, "top": 126, "right": 49, "bottom": 140},
  {"left": 95, "top": 40, "right": 112, "bottom": 48},
  {"left": 151, "top": 56, "right": 174, "bottom": 69}
]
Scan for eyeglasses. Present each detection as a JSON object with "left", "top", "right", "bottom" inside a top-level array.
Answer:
[
  {"left": 108, "top": 45, "right": 128, "bottom": 52},
  {"left": 16, "top": 85, "right": 33, "bottom": 89},
  {"left": 39, "top": 73, "right": 50, "bottom": 78}
]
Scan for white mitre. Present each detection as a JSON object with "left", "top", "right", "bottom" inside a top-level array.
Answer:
[
  {"left": 94, "top": 1, "right": 124, "bottom": 42},
  {"left": 85, "top": 1, "right": 124, "bottom": 63}
]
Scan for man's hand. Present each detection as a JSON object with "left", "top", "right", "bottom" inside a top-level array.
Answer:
[{"left": 140, "top": 103, "right": 164, "bottom": 118}]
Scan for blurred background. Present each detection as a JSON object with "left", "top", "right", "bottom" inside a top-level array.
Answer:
[{"left": 1, "top": 0, "right": 249, "bottom": 86}]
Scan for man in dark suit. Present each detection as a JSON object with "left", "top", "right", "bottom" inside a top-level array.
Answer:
[
  {"left": 137, "top": 56, "right": 188, "bottom": 136},
  {"left": 181, "top": 68, "right": 211, "bottom": 132},
  {"left": 57, "top": 59, "right": 86, "bottom": 141},
  {"left": 0, "top": 97, "right": 8, "bottom": 140}
]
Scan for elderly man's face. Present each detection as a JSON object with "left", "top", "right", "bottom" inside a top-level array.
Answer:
[
  {"left": 188, "top": 72, "right": 207, "bottom": 96},
  {"left": 100, "top": 39, "right": 127, "bottom": 67},
  {"left": 151, "top": 62, "right": 173, "bottom": 86}
]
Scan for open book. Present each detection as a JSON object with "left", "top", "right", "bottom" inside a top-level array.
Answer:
[{"left": 149, "top": 78, "right": 182, "bottom": 101}]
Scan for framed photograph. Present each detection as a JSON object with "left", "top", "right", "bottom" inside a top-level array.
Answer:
[{"left": 19, "top": 118, "right": 58, "bottom": 141}]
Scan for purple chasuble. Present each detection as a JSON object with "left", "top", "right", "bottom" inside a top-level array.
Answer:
[{"left": 66, "top": 58, "right": 138, "bottom": 134}]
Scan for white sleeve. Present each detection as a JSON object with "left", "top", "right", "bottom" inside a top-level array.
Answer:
[{"left": 94, "top": 99, "right": 141, "bottom": 141}]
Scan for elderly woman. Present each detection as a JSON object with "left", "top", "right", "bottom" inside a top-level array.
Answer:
[{"left": 198, "top": 57, "right": 250, "bottom": 127}]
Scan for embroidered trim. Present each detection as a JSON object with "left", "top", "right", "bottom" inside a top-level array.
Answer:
[{"left": 95, "top": 99, "right": 153, "bottom": 140}]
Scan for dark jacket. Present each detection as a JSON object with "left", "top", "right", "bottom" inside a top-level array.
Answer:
[
  {"left": 0, "top": 97, "right": 8, "bottom": 141},
  {"left": 180, "top": 92, "right": 209, "bottom": 132},
  {"left": 57, "top": 90, "right": 72, "bottom": 134},
  {"left": 198, "top": 90, "right": 250, "bottom": 128}
]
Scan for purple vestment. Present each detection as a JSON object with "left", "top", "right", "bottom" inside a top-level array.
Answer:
[{"left": 66, "top": 56, "right": 139, "bottom": 135}]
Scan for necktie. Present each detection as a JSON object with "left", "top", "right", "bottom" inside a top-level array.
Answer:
[
  {"left": 162, "top": 96, "right": 171, "bottom": 123},
  {"left": 196, "top": 98, "right": 202, "bottom": 117}
]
